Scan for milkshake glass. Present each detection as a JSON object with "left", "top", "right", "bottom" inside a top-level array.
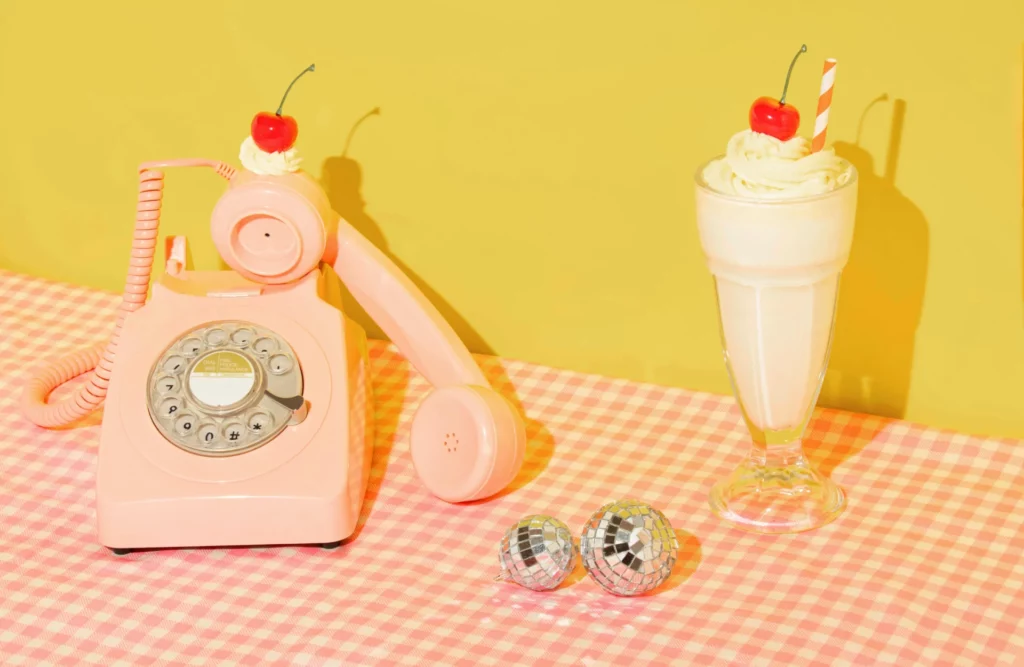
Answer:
[{"left": 695, "top": 143, "right": 857, "bottom": 534}]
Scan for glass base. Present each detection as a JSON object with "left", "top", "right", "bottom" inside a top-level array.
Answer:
[{"left": 709, "top": 453, "right": 846, "bottom": 534}]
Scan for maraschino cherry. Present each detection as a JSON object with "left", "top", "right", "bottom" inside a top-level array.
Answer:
[
  {"left": 749, "top": 45, "right": 806, "bottom": 141},
  {"left": 251, "top": 63, "right": 316, "bottom": 153}
]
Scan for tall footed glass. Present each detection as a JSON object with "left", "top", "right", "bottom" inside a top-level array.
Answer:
[{"left": 694, "top": 159, "right": 858, "bottom": 533}]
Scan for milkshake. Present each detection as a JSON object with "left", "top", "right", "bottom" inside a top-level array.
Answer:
[
  {"left": 698, "top": 131, "right": 856, "bottom": 434},
  {"left": 695, "top": 46, "right": 857, "bottom": 533}
]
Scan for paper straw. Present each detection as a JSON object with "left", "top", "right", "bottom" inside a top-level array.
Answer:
[{"left": 811, "top": 59, "right": 837, "bottom": 152}]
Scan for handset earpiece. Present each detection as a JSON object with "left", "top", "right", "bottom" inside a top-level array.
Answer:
[{"left": 210, "top": 170, "right": 332, "bottom": 284}]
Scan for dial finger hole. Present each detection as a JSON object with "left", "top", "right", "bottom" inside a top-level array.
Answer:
[
  {"left": 252, "top": 337, "right": 277, "bottom": 356},
  {"left": 222, "top": 422, "right": 246, "bottom": 444},
  {"left": 156, "top": 376, "right": 180, "bottom": 395},
  {"left": 267, "top": 354, "right": 293, "bottom": 375},
  {"left": 180, "top": 337, "right": 204, "bottom": 357},
  {"left": 205, "top": 328, "right": 228, "bottom": 347},
  {"left": 197, "top": 423, "right": 218, "bottom": 445},
  {"left": 158, "top": 397, "right": 183, "bottom": 418},
  {"left": 230, "top": 328, "right": 255, "bottom": 347},
  {"left": 247, "top": 411, "right": 272, "bottom": 433},
  {"left": 163, "top": 355, "right": 187, "bottom": 374},
  {"left": 173, "top": 413, "right": 197, "bottom": 437}
]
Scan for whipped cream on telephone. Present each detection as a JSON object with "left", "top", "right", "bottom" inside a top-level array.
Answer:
[
  {"left": 702, "top": 130, "right": 851, "bottom": 199},
  {"left": 239, "top": 136, "right": 302, "bottom": 175}
]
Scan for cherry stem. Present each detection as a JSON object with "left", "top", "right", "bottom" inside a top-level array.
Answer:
[
  {"left": 779, "top": 44, "right": 807, "bottom": 106},
  {"left": 275, "top": 63, "right": 316, "bottom": 116}
]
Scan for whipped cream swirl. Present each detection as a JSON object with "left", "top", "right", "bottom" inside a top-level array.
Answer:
[
  {"left": 702, "top": 130, "right": 851, "bottom": 199},
  {"left": 239, "top": 136, "right": 302, "bottom": 175}
]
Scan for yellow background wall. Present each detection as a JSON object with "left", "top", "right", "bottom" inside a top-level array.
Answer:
[{"left": 1, "top": 2, "right": 1023, "bottom": 438}]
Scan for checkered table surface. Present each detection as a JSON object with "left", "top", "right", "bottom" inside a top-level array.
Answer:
[{"left": 1, "top": 268, "right": 1022, "bottom": 666}]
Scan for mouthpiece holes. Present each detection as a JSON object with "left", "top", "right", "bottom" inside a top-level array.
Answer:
[{"left": 443, "top": 432, "right": 459, "bottom": 453}]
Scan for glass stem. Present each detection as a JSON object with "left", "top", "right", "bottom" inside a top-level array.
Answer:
[{"left": 748, "top": 439, "right": 808, "bottom": 468}]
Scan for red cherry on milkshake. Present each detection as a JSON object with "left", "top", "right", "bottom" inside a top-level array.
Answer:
[
  {"left": 748, "top": 44, "right": 806, "bottom": 142},
  {"left": 749, "top": 97, "right": 800, "bottom": 141},
  {"left": 251, "top": 63, "right": 315, "bottom": 153}
]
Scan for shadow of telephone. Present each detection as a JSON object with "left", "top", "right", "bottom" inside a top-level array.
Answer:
[{"left": 21, "top": 158, "right": 526, "bottom": 554}]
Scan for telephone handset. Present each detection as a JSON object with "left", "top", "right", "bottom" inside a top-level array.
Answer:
[{"left": 22, "top": 158, "right": 526, "bottom": 551}]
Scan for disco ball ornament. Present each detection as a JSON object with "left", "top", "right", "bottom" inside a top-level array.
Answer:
[
  {"left": 495, "top": 515, "right": 578, "bottom": 591},
  {"left": 580, "top": 499, "right": 679, "bottom": 596}
]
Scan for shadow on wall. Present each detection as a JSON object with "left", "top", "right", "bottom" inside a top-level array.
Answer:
[
  {"left": 818, "top": 96, "right": 929, "bottom": 419},
  {"left": 320, "top": 108, "right": 495, "bottom": 356}
]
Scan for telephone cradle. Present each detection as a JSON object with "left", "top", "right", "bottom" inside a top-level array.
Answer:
[{"left": 21, "top": 159, "right": 526, "bottom": 554}]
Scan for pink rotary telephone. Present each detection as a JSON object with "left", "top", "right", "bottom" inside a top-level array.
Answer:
[{"left": 21, "top": 158, "right": 525, "bottom": 554}]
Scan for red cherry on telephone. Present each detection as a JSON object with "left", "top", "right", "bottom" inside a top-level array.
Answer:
[
  {"left": 251, "top": 112, "right": 299, "bottom": 153},
  {"left": 748, "top": 44, "right": 807, "bottom": 142},
  {"left": 749, "top": 97, "right": 800, "bottom": 141},
  {"left": 250, "top": 64, "right": 315, "bottom": 154}
]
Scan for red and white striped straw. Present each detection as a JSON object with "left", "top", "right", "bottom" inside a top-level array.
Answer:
[{"left": 811, "top": 59, "right": 837, "bottom": 152}]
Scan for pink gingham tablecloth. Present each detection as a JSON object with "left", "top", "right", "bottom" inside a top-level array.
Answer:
[{"left": 1, "top": 268, "right": 1022, "bottom": 666}]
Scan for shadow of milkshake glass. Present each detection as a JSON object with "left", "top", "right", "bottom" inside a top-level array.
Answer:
[{"left": 694, "top": 158, "right": 858, "bottom": 533}]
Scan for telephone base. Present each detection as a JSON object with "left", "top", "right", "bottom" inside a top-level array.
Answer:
[
  {"left": 95, "top": 266, "right": 374, "bottom": 553},
  {"left": 96, "top": 484, "right": 361, "bottom": 550}
]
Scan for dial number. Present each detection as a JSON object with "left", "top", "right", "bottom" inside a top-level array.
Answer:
[{"left": 163, "top": 356, "right": 186, "bottom": 374}]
